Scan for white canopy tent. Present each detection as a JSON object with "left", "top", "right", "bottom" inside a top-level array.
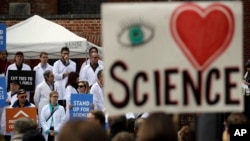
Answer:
[{"left": 6, "top": 15, "right": 102, "bottom": 59}]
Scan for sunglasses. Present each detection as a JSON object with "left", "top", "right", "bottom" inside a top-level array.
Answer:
[
  {"left": 20, "top": 95, "right": 27, "bottom": 99},
  {"left": 78, "top": 85, "right": 86, "bottom": 88}
]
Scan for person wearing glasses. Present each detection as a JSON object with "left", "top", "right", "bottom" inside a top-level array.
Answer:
[
  {"left": 0, "top": 89, "right": 35, "bottom": 141},
  {"left": 33, "top": 52, "right": 53, "bottom": 87},
  {"left": 78, "top": 81, "right": 90, "bottom": 94},
  {"left": 40, "top": 91, "right": 65, "bottom": 141}
]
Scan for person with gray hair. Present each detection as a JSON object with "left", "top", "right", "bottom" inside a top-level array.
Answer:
[
  {"left": 11, "top": 117, "right": 37, "bottom": 141},
  {"left": 34, "top": 70, "right": 56, "bottom": 116}
]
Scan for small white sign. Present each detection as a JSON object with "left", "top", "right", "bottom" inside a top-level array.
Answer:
[{"left": 102, "top": 2, "right": 243, "bottom": 114}]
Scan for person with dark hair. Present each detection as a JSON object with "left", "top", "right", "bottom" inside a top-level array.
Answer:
[
  {"left": 40, "top": 91, "right": 65, "bottom": 141},
  {"left": 79, "top": 52, "right": 104, "bottom": 87},
  {"left": 6, "top": 80, "right": 20, "bottom": 105},
  {"left": 22, "top": 130, "right": 45, "bottom": 141},
  {"left": 1, "top": 89, "right": 35, "bottom": 141},
  {"left": 64, "top": 72, "right": 79, "bottom": 121},
  {"left": 90, "top": 70, "right": 105, "bottom": 111},
  {"left": 112, "top": 131, "right": 135, "bottom": 141},
  {"left": 11, "top": 117, "right": 37, "bottom": 141},
  {"left": 79, "top": 46, "right": 104, "bottom": 78},
  {"left": 5, "top": 51, "right": 31, "bottom": 100},
  {"left": 137, "top": 111, "right": 178, "bottom": 141},
  {"left": 108, "top": 114, "right": 127, "bottom": 140},
  {"left": 0, "top": 50, "right": 10, "bottom": 76},
  {"left": 58, "top": 120, "right": 108, "bottom": 141},
  {"left": 33, "top": 52, "right": 53, "bottom": 87},
  {"left": 87, "top": 110, "right": 106, "bottom": 128},
  {"left": 53, "top": 47, "right": 76, "bottom": 108}
]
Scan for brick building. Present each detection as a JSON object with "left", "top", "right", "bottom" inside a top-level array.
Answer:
[{"left": 0, "top": 0, "right": 247, "bottom": 126}]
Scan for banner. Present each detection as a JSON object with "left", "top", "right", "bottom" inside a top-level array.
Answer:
[
  {"left": 0, "top": 77, "right": 7, "bottom": 107},
  {"left": 102, "top": 2, "right": 243, "bottom": 114},
  {"left": 8, "top": 70, "right": 35, "bottom": 91},
  {"left": 0, "top": 23, "right": 6, "bottom": 51},
  {"left": 70, "top": 94, "right": 93, "bottom": 120}
]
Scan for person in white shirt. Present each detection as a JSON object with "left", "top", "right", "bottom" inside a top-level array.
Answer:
[
  {"left": 79, "top": 47, "right": 104, "bottom": 73},
  {"left": 6, "top": 80, "right": 20, "bottom": 105},
  {"left": 53, "top": 47, "right": 76, "bottom": 106},
  {"left": 5, "top": 51, "right": 31, "bottom": 101},
  {"left": 33, "top": 52, "right": 53, "bottom": 87},
  {"left": 34, "top": 70, "right": 55, "bottom": 118},
  {"left": 40, "top": 91, "right": 65, "bottom": 141},
  {"left": 90, "top": 70, "right": 105, "bottom": 111},
  {"left": 80, "top": 52, "right": 103, "bottom": 87}
]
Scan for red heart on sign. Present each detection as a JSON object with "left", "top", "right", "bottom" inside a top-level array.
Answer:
[{"left": 170, "top": 3, "right": 234, "bottom": 71}]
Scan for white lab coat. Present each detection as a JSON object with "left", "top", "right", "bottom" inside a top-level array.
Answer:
[
  {"left": 0, "top": 102, "right": 35, "bottom": 136},
  {"left": 34, "top": 81, "right": 53, "bottom": 116},
  {"left": 6, "top": 91, "right": 18, "bottom": 106},
  {"left": 53, "top": 59, "right": 76, "bottom": 100},
  {"left": 90, "top": 82, "right": 105, "bottom": 111},
  {"left": 5, "top": 63, "right": 32, "bottom": 100},
  {"left": 79, "top": 64, "right": 103, "bottom": 86},
  {"left": 40, "top": 103, "right": 65, "bottom": 141},
  {"left": 33, "top": 63, "right": 53, "bottom": 87},
  {"left": 64, "top": 85, "right": 78, "bottom": 121},
  {"left": 79, "top": 59, "right": 104, "bottom": 73}
]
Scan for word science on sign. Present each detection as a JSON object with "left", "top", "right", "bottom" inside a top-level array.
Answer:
[{"left": 102, "top": 2, "right": 243, "bottom": 114}]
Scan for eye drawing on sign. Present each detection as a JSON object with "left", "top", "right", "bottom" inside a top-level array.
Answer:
[
  {"left": 118, "top": 19, "right": 154, "bottom": 47},
  {"left": 170, "top": 3, "right": 235, "bottom": 71}
]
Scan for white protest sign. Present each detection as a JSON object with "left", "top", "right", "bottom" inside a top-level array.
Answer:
[{"left": 102, "top": 2, "right": 243, "bottom": 114}]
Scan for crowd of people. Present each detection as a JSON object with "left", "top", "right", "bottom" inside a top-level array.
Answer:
[{"left": 1, "top": 46, "right": 250, "bottom": 141}]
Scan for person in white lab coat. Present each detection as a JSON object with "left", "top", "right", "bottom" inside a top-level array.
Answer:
[
  {"left": 90, "top": 70, "right": 105, "bottom": 111},
  {"left": 34, "top": 70, "right": 55, "bottom": 118},
  {"left": 33, "top": 52, "right": 53, "bottom": 87},
  {"left": 5, "top": 51, "right": 31, "bottom": 101},
  {"left": 40, "top": 91, "right": 65, "bottom": 141},
  {"left": 53, "top": 47, "right": 76, "bottom": 106}
]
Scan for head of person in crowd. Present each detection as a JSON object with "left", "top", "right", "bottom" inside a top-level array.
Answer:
[
  {"left": 89, "top": 46, "right": 98, "bottom": 55},
  {"left": 49, "top": 91, "right": 59, "bottom": 106},
  {"left": 137, "top": 111, "right": 178, "bottom": 141},
  {"left": 60, "top": 46, "right": 70, "bottom": 63},
  {"left": 39, "top": 52, "right": 49, "bottom": 66},
  {"left": 13, "top": 117, "right": 37, "bottom": 134},
  {"left": 14, "top": 51, "right": 24, "bottom": 66},
  {"left": 108, "top": 114, "right": 127, "bottom": 139},
  {"left": 134, "top": 118, "right": 145, "bottom": 138},
  {"left": 0, "top": 50, "right": 8, "bottom": 61},
  {"left": 13, "top": 89, "right": 29, "bottom": 107},
  {"left": 78, "top": 81, "right": 90, "bottom": 94},
  {"left": 178, "top": 124, "right": 192, "bottom": 141},
  {"left": 43, "top": 70, "right": 54, "bottom": 84},
  {"left": 0, "top": 133, "right": 5, "bottom": 141},
  {"left": 90, "top": 52, "right": 99, "bottom": 66},
  {"left": 58, "top": 120, "right": 108, "bottom": 141},
  {"left": 65, "top": 72, "right": 79, "bottom": 90},
  {"left": 245, "top": 60, "right": 250, "bottom": 72},
  {"left": 22, "top": 129, "right": 45, "bottom": 141},
  {"left": 112, "top": 131, "right": 135, "bottom": 141},
  {"left": 87, "top": 110, "right": 106, "bottom": 128},
  {"left": 9, "top": 80, "right": 20, "bottom": 93},
  {"left": 126, "top": 118, "right": 135, "bottom": 135},
  {"left": 97, "top": 69, "right": 103, "bottom": 87}
]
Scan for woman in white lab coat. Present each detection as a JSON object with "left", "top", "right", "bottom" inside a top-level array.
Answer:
[{"left": 40, "top": 91, "right": 65, "bottom": 141}]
